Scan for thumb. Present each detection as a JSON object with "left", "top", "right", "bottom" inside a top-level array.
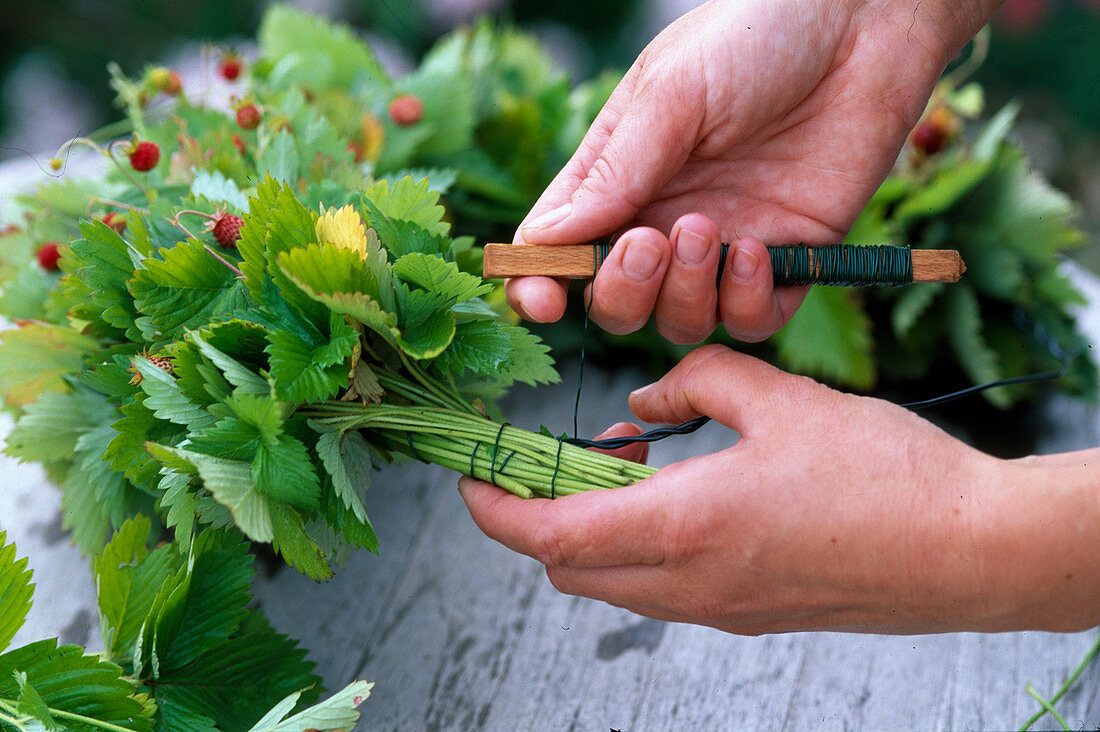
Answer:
[
  {"left": 627, "top": 344, "right": 830, "bottom": 436},
  {"left": 520, "top": 64, "right": 699, "bottom": 245}
]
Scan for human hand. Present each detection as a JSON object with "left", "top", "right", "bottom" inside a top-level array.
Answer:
[
  {"left": 460, "top": 345, "right": 1100, "bottom": 634},
  {"left": 508, "top": 0, "right": 999, "bottom": 343}
]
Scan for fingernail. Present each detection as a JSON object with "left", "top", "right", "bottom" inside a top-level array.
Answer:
[
  {"left": 731, "top": 246, "right": 759, "bottom": 283},
  {"left": 622, "top": 240, "right": 661, "bottom": 281},
  {"left": 629, "top": 383, "right": 655, "bottom": 400},
  {"left": 675, "top": 227, "right": 709, "bottom": 265},
  {"left": 522, "top": 203, "right": 572, "bottom": 231}
]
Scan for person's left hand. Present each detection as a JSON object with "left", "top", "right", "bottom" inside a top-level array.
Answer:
[{"left": 459, "top": 345, "right": 1100, "bottom": 634}]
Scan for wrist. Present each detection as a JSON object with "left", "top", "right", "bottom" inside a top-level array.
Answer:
[{"left": 971, "top": 449, "right": 1100, "bottom": 631}]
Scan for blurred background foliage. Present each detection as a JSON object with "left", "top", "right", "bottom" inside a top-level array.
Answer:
[{"left": 2, "top": 0, "right": 1098, "bottom": 260}]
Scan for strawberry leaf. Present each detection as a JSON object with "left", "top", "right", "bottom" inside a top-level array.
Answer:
[
  {"left": 130, "top": 238, "right": 249, "bottom": 344},
  {"left": 0, "top": 530, "right": 34, "bottom": 653},
  {"left": 774, "top": 286, "right": 875, "bottom": 390}
]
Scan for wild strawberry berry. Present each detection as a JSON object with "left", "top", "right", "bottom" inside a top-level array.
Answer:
[
  {"left": 235, "top": 103, "right": 261, "bottom": 130},
  {"left": 909, "top": 107, "right": 958, "bottom": 156},
  {"left": 388, "top": 94, "right": 424, "bottom": 127},
  {"left": 36, "top": 241, "right": 62, "bottom": 271},
  {"left": 218, "top": 54, "right": 243, "bottom": 81},
  {"left": 232, "top": 133, "right": 247, "bottom": 157},
  {"left": 212, "top": 213, "right": 244, "bottom": 248},
  {"left": 149, "top": 66, "right": 181, "bottom": 95},
  {"left": 128, "top": 351, "right": 174, "bottom": 385},
  {"left": 102, "top": 212, "right": 126, "bottom": 233},
  {"left": 163, "top": 70, "right": 182, "bottom": 96},
  {"left": 128, "top": 140, "right": 160, "bottom": 172}
]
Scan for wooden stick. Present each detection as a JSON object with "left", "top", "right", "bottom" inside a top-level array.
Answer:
[{"left": 482, "top": 243, "right": 965, "bottom": 284}]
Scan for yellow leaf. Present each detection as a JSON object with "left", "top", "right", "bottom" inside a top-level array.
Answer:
[{"left": 315, "top": 205, "right": 369, "bottom": 260}]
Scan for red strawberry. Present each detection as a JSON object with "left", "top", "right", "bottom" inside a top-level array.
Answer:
[
  {"left": 909, "top": 107, "right": 958, "bottom": 157},
  {"left": 235, "top": 103, "right": 261, "bottom": 130},
  {"left": 232, "top": 133, "right": 247, "bottom": 157},
  {"left": 212, "top": 213, "right": 244, "bottom": 248},
  {"left": 388, "top": 94, "right": 424, "bottom": 127},
  {"left": 128, "top": 140, "right": 160, "bottom": 172},
  {"left": 219, "top": 54, "right": 243, "bottom": 81},
  {"left": 36, "top": 241, "right": 62, "bottom": 271}
]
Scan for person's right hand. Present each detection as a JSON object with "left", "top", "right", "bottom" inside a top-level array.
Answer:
[{"left": 508, "top": 0, "right": 999, "bottom": 344}]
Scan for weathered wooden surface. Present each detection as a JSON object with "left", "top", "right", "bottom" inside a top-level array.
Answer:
[{"left": 5, "top": 340, "right": 1100, "bottom": 729}]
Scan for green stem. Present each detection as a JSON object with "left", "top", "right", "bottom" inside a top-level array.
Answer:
[
  {"left": 1024, "top": 684, "right": 1070, "bottom": 731},
  {"left": 0, "top": 698, "right": 140, "bottom": 732},
  {"left": 306, "top": 402, "right": 656, "bottom": 498},
  {"left": 1019, "top": 631, "right": 1100, "bottom": 730}
]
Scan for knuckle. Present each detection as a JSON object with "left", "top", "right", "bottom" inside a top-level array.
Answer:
[{"left": 530, "top": 521, "right": 574, "bottom": 568}]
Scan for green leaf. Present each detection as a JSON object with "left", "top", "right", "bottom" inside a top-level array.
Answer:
[
  {"left": 188, "top": 333, "right": 269, "bottom": 395},
  {"left": 276, "top": 241, "right": 380, "bottom": 300},
  {"left": 258, "top": 131, "right": 301, "bottom": 184},
  {"left": 895, "top": 158, "right": 993, "bottom": 227},
  {"left": 63, "top": 425, "right": 153, "bottom": 556},
  {"left": 0, "top": 265, "right": 51, "bottom": 321},
  {"left": 972, "top": 101, "right": 1020, "bottom": 161},
  {"left": 163, "top": 530, "right": 253, "bottom": 671},
  {"left": 393, "top": 253, "right": 492, "bottom": 304},
  {"left": 238, "top": 177, "right": 325, "bottom": 323},
  {"left": 150, "top": 626, "right": 319, "bottom": 732},
  {"left": 270, "top": 504, "right": 332, "bottom": 581},
  {"left": 5, "top": 388, "right": 115, "bottom": 464},
  {"left": 265, "top": 318, "right": 357, "bottom": 404},
  {"left": 105, "top": 399, "right": 184, "bottom": 486},
  {"left": 433, "top": 319, "right": 512, "bottom": 376},
  {"left": 362, "top": 176, "right": 449, "bottom": 237},
  {"left": 13, "top": 670, "right": 61, "bottom": 730},
  {"left": 315, "top": 429, "right": 374, "bottom": 529},
  {"left": 0, "top": 530, "right": 34, "bottom": 652},
  {"left": 259, "top": 4, "right": 390, "bottom": 91},
  {"left": 95, "top": 516, "right": 178, "bottom": 663},
  {"left": 67, "top": 219, "right": 142, "bottom": 336},
  {"left": 498, "top": 324, "right": 559, "bottom": 386},
  {"left": 395, "top": 287, "right": 456, "bottom": 359},
  {"left": 944, "top": 285, "right": 1008, "bottom": 407},
  {"left": 134, "top": 356, "right": 218, "bottom": 432},
  {"left": 130, "top": 238, "right": 249, "bottom": 343},
  {"left": 190, "top": 169, "right": 249, "bottom": 211},
  {"left": 253, "top": 434, "right": 322, "bottom": 512},
  {"left": 0, "top": 323, "right": 98, "bottom": 406},
  {"left": 158, "top": 470, "right": 199, "bottom": 549},
  {"left": 774, "top": 286, "right": 875, "bottom": 390},
  {"left": 0, "top": 639, "right": 153, "bottom": 731},
  {"left": 891, "top": 282, "right": 945, "bottom": 340},
  {"left": 153, "top": 447, "right": 275, "bottom": 543},
  {"left": 247, "top": 680, "right": 373, "bottom": 732}
]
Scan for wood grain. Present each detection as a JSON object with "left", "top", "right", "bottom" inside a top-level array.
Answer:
[{"left": 482, "top": 243, "right": 966, "bottom": 283}]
